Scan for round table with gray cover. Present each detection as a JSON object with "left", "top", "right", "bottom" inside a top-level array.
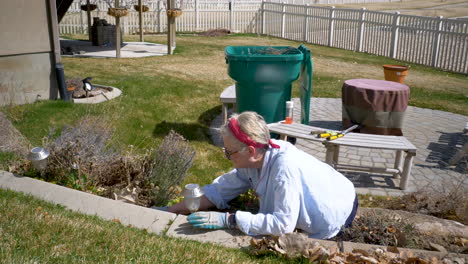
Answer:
[{"left": 342, "top": 79, "right": 410, "bottom": 136}]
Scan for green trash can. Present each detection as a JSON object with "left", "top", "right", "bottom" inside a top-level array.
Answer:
[{"left": 225, "top": 45, "right": 312, "bottom": 125}]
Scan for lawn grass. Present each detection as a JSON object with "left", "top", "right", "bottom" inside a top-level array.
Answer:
[
  {"left": 3, "top": 33, "right": 467, "bottom": 186},
  {"left": 1, "top": 33, "right": 467, "bottom": 262},
  {"left": 0, "top": 188, "right": 296, "bottom": 263}
]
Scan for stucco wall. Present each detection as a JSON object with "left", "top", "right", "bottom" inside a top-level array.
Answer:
[
  {"left": 0, "top": 53, "right": 55, "bottom": 106},
  {"left": 0, "top": 0, "right": 58, "bottom": 106}
]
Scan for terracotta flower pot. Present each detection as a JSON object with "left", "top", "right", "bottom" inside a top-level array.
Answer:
[
  {"left": 383, "top": 65, "right": 409, "bottom": 84},
  {"left": 67, "top": 85, "right": 77, "bottom": 92},
  {"left": 107, "top": 8, "right": 129, "bottom": 17}
]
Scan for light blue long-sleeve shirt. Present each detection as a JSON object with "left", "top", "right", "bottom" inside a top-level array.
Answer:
[{"left": 202, "top": 139, "right": 356, "bottom": 239}]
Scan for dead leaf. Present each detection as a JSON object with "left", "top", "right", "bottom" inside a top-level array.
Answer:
[
  {"left": 454, "top": 237, "right": 467, "bottom": 247},
  {"left": 430, "top": 257, "right": 439, "bottom": 264},
  {"left": 359, "top": 255, "right": 379, "bottom": 264},
  {"left": 113, "top": 186, "right": 139, "bottom": 204},
  {"left": 405, "top": 257, "right": 428, "bottom": 264},
  {"left": 277, "top": 233, "right": 311, "bottom": 258},
  {"left": 352, "top": 248, "right": 371, "bottom": 257},
  {"left": 387, "top": 246, "right": 399, "bottom": 253},
  {"left": 250, "top": 238, "right": 259, "bottom": 247},
  {"left": 400, "top": 250, "right": 414, "bottom": 259}
]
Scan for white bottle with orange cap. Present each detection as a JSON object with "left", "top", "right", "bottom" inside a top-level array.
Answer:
[{"left": 285, "top": 101, "right": 294, "bottom": 124}]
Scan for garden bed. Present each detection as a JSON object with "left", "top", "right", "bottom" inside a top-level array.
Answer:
[{"left": 1, "top": 113, "right": 467, "bottom": 256}]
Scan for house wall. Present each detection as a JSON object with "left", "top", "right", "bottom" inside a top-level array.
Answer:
[{"left": 0, "top": 0, "right": 58, "bottom": 106}]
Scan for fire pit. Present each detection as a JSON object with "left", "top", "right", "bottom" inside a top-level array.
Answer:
[
  {"left": 65, "top": 77, "right": 122, "bottom": 104},
  {"left": 72, "top": 84, "right": 122, "bottom": 104}
]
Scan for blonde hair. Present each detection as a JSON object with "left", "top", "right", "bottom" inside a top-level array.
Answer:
[{"left": 221, "top": 111, "right": 270, "bottom": 153}]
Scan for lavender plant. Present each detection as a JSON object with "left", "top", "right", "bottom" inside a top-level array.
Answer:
[
  {"left": 146, "top": 130, "right": 195, "bottom": 206},
  {"left": 42, "top": 118, "right": 194, "bottom": 207}
]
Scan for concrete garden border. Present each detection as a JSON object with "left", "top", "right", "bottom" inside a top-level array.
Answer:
[{"left": 0, "top": 170, "right": 466, "bottom": 261}]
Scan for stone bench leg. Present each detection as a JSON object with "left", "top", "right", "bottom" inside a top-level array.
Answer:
[
  {"left": 399, "top": 151, "right": 416, "bottom": 190},
  {"left": 393, "top": 150, "right": 403, "bottom": 178},
  {"left": 325, "top": 144, "right": 338, "bottom": 166},
  {"left": 222, "top": 103, "right": 237, "bottom": 124},
  {"left": 333, "top": 145, "right": 340, "bottom": 164},
  {"left": 449, "top": 142, "right": 468, "bottom": 165},
  {"left": 222, "top": 103, "right": 228, "bottom": 124}
]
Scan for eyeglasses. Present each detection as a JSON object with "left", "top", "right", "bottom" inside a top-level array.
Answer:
[{"left": 222, "top": 147, "right": 241, "bottom": 160}]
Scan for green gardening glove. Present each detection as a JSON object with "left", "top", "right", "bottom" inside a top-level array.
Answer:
[{"left": 187, "top": 211, "right": 228, "bottom": 229}]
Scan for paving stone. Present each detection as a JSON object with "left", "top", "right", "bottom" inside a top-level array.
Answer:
[
  {"left": 355, "top": 187, "right": 371, "bottom": 194},
  {"left": 208, "top": 98, "right": 467, "bottom": 194},
  {"left": 360, "top": 156, "right": 371, "bottom": 162},
  {"left": 373, "top": 162, "right": 387, "bottom": 168},
  {"left": 348, "top": 154, "right": 361, "bottom": 160},
  {"left": 60, "top": 39, "right": 173, "bottom": 58},
  {"left": 381, "top": 153, "right": 394, "bottom": 159},
  {"left": 369, "top": 189, "right": 388, "bottom": 196},
  {"left": 386, "top": 190, "right": 406, "bottom": 197},
  {"left": 357, "top": 150, "right": 371, "bottom": 156},
  {"left": 339, "top": 157, "right": 350, "bottom": 163},
  {"left": 371, "top": 157, "right": 387, "bottom": 163}
]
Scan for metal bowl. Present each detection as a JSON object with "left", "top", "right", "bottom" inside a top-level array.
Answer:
[
  {"left": 182, "top": 183, "right": 204, "bottom": 198},
  {"left": 27, "top": 147, "right": 50, "bottom": 161},
  {"left": 27, "top": 147, "right": 50, "bottom": 171}
]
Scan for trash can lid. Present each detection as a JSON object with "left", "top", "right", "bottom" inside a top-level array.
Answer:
[{"left": 225, "top": 46, "right": 303, "bottom": 62}]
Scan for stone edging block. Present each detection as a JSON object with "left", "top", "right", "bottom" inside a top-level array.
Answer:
[
  {"left": 166, "top": 214, "right": 251, "bottom": 248},
  {"left": 1, "top": 170, "right": 466, "bottom": 260},
  {"left": 0, "top": 171, "right": 175, "bottom": 235}
]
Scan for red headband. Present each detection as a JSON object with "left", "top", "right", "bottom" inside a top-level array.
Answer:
[{"left": 228, "top": 118, "right": 280, "bottom": 149}]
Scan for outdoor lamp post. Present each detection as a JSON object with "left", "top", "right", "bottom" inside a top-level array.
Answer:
[
  {"left": 182, "top": 183, "right": 204, "bottom": 213},
  {"left": 27, "top": 147, "right": 50, "bottom": 171}
]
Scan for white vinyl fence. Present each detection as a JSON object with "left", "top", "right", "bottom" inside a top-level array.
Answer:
[
  {"left": 59, "top": 0, "right": 468, "bottom": 73},
  {"left": 60, "top": 0, "right": 262, "bottom": 34},
  {"left": 261, "top": 2, "right": 468, "bottom": 73}
]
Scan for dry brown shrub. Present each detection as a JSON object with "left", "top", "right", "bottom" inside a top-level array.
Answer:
[
  {"left": 333, "top": 210, "right": 417, "bottom": 249},
  {"left": 388, "top": 180, "right": 468, "bottom": 225},
  {"left": 43, "top": 117, "right": 128, "bottom": 188},
  {"left": 42, "top": 118, "right": 194, "bottom": 207}
]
